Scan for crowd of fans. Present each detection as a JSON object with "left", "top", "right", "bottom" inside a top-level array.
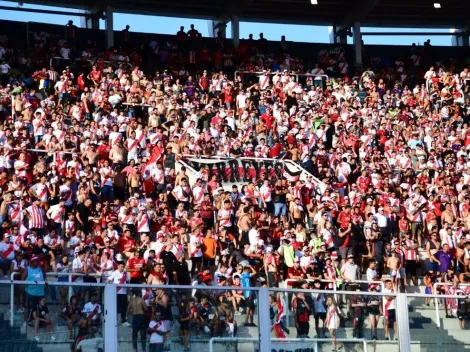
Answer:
[{"left": 0, "top": 20, "right": 470, "bottom": 351}]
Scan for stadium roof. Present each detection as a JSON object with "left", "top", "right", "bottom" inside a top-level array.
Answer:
[{"left": 5, "top": 0, "right": 470, "bottom": 30}]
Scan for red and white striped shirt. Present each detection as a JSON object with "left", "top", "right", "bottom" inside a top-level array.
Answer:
[
  {"left": 26, "top": 205, "right": 45, "bottom": 229},
  {"left": 403, "top": 240, "right": 417, "bottom": 260}
]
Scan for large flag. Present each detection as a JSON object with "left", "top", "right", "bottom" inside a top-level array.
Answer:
[{"left": 273, "top": 295, "right": 288, "bottom": 339}]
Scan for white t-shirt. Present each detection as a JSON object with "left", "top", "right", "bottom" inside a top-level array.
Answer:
[
  {"left": 248, "top": 228, "right": 260, "bottom": 246},
  {"left": 148, "top": 320, "right": 165, "bottom": 344},
  {"left": 72, "top": 257, "right": 85, "bottom": 282},
  {"left": 76, "top": 337, "right": 104, "bottom": 352},
  {"left": 60, "top": 47, "right": 71, "bottom": 59},
  {"left": 383, "top": 287, "right": 396, "bottom": 310},
  {"left": 189, "top": 235, "right": 202, "bottom": 257},
  {"left": 366, "top": 268, "right": 378, "bottom": 282},
  {"left": 82, "top": 302, "right": 102, "bottom": 320},
  {"left": 108, "top": 269, "right": 129, "bottom": 294}
]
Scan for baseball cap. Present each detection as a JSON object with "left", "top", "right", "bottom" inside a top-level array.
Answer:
[
  {"left": 31, "top": 256, "right": 40, "bottom": 262},
  {"left": 347, "top": 254, "right": 354, "bottom": 259}
]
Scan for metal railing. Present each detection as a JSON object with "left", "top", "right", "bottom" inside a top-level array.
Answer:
[
  {"left": 9, "top": 272, "right": 20, "bottom": 327},
  {"left": 210, "top": 337, "right": 368, "bottom": 352},
  {"left": 13, "top": 148, "right": 80, "bottom": 164},
  {"left": 122, "top": 102, "right": 153, "bottom": 107},
  {"left": 283, "top": 278, "right": 386, "bottom": 324},
  {"left": 0, "top": 279, "right": 433, "bottom": 352},
  {"left": 283, "top": 278, "right": 335, "bottom": 325},
  {"left": 8, "top": 271, "right": 101, "bottom": 327},
  {"left": 432, "top": 282, "right": 470, "bottom": 329},
  {"left": 5, "top": 277, "right": 470, "bottom": 352}
]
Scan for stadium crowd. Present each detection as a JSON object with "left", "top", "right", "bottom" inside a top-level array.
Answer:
[{"left": 0, "top": 20, "right": 470, "bottom": 351}]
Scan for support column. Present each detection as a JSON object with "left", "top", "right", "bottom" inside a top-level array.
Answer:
[
  {"left": 329, "top": 25, "right": 347, "bottom": 44},
  {"left": 103, "top": 284, "right": 118, "bottom": 352},
  {"left": 396, "top": 293, "right": 412, "bottom": 352},
  {"left": 353, "top": 22, "right": 362, "bottom": 69},
  {"left": 231, "top": 15, "right": 240, "bottom": 49},
  {"left": 451, "top": 32, "right": 469, "bottom": 46},
  {"left": 80, "top": 9, "right": 100, "bottom": 29},
  {"left": 105, "top": 5, "right": 114, "bottom": 48},
  {"left": 208, "top": 20, "right": 227, "bottom": 38},
  {"left": 87, "top": 17, "right": 99, "bottom": 30},
  {"left": 258, "top": 288, "right": 271, "bottom": 352}
]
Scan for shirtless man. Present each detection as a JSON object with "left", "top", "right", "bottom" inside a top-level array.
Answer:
[
  {"left": 127, "top": 289, "right": 147, "bottom": 352},
  {"left": 82, "top": 144, "right": 98, "bottom": 166},
  {"left": 128, "top": 166, "right": 141, "bottom": 195},
  {"left": 441, "top": 203, "right": 455, "bottom": 226},
  {"left": 22, "top": 103, "right": 33, "bottom": 122},
  {"left": 287, "top": 143, "right": 300, "bottom": 162},
  {"left": 155, "top": 99, "right": 167, "bottom": 116},
  {"left": 168, "top": 135, "right": 182, "bottom": 155},
  {"left": 237, "top": 207, "right": 252, "bottom": 248},
  {"left": 387, "top": 251, "right": 403, "bottom": 292},
  {"left": 148, "top": 111, "right": 160, "bottom": 128},
  {"left": 289, "top": 197, "right": 304, "bottom": 225},
  {"left": 109, "top": 142, "right": 125, "bottom": 167},
  {"left": 175, "top": 167, "right": 189, "bottom": 187}
]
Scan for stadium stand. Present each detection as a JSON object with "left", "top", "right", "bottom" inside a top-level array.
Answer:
[{"left": 0, "top": 16, "right": 469, "bottom": 352}]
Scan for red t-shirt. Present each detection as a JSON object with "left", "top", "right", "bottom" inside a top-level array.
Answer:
[
  {"left": 269, "top": 143, "right": 283, "bottom": 158},
  {"left": 287, "top": 267, "right": 303, "bottom": 280},
  {"left": 116, "top": 237, "right": 135, "bottom": 253},
  {"left": 90, "top": 70, "right": 101, "bottom": 82},
  {"left": 260, "top": 114, "right": 275, "bottom": 129},
  {"left": 337, "top": 211, "right": 352, "bottom": 229},
  {"left": 128, "top": 257, "right": 146, "bottom": 279},
  {"left": 224, "top": 88, "right": 233, "bottom": 103}
]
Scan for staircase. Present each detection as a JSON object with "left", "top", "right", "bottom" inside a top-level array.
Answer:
[{"left": 0, "top": 314, "right": 43, "bottom": 352}]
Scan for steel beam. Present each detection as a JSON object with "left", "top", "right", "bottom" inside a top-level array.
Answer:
[
  {"left": 0, "top": 5, "right": 101, "bottom": 17},
  {"left": 362, "top": 32, "right": 466, "bottom": 36},
  {"left": 341, "top": 0, "right": 379, "bottom": 28}
]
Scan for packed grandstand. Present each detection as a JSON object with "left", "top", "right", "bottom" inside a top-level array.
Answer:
[{"left": 0, "top": 18, "right": 470, "bottom": 352}]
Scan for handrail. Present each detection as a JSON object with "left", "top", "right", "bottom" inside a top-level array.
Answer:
[
  {"left": 1, "top": 278, "right": 429, "bottom": 351},
  {"left": 13, "top": 148, "right": 79, "bottom": 155},
  {"left": 283, "top": 278, "right": 336, "bottom": 326},
  {"left": 284, "top": 278, "right": 386, "bottom": 315},
  {"left": 49, "top": 57, "right": 132, "bottom": 68},
  {"left": 431, "top": 282, "right": 470, "bottom": 329},
  {"left": 46, "top": 271, "right": 102, "bottom": 301},
  {"left": 122, "top": 102, "right": 152, "bottom": 107},
  {"left": 13, "top": 148, "right": 81, "bottom": 164},
  {"left": 210, "top": 337, "right": 368, "bottom": 352},
  {"left": 45, "top": 271, "right": 102, "bottom": 277},
  {"left": 10, "top": 272, "right": 20, "bottom": 327}
]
